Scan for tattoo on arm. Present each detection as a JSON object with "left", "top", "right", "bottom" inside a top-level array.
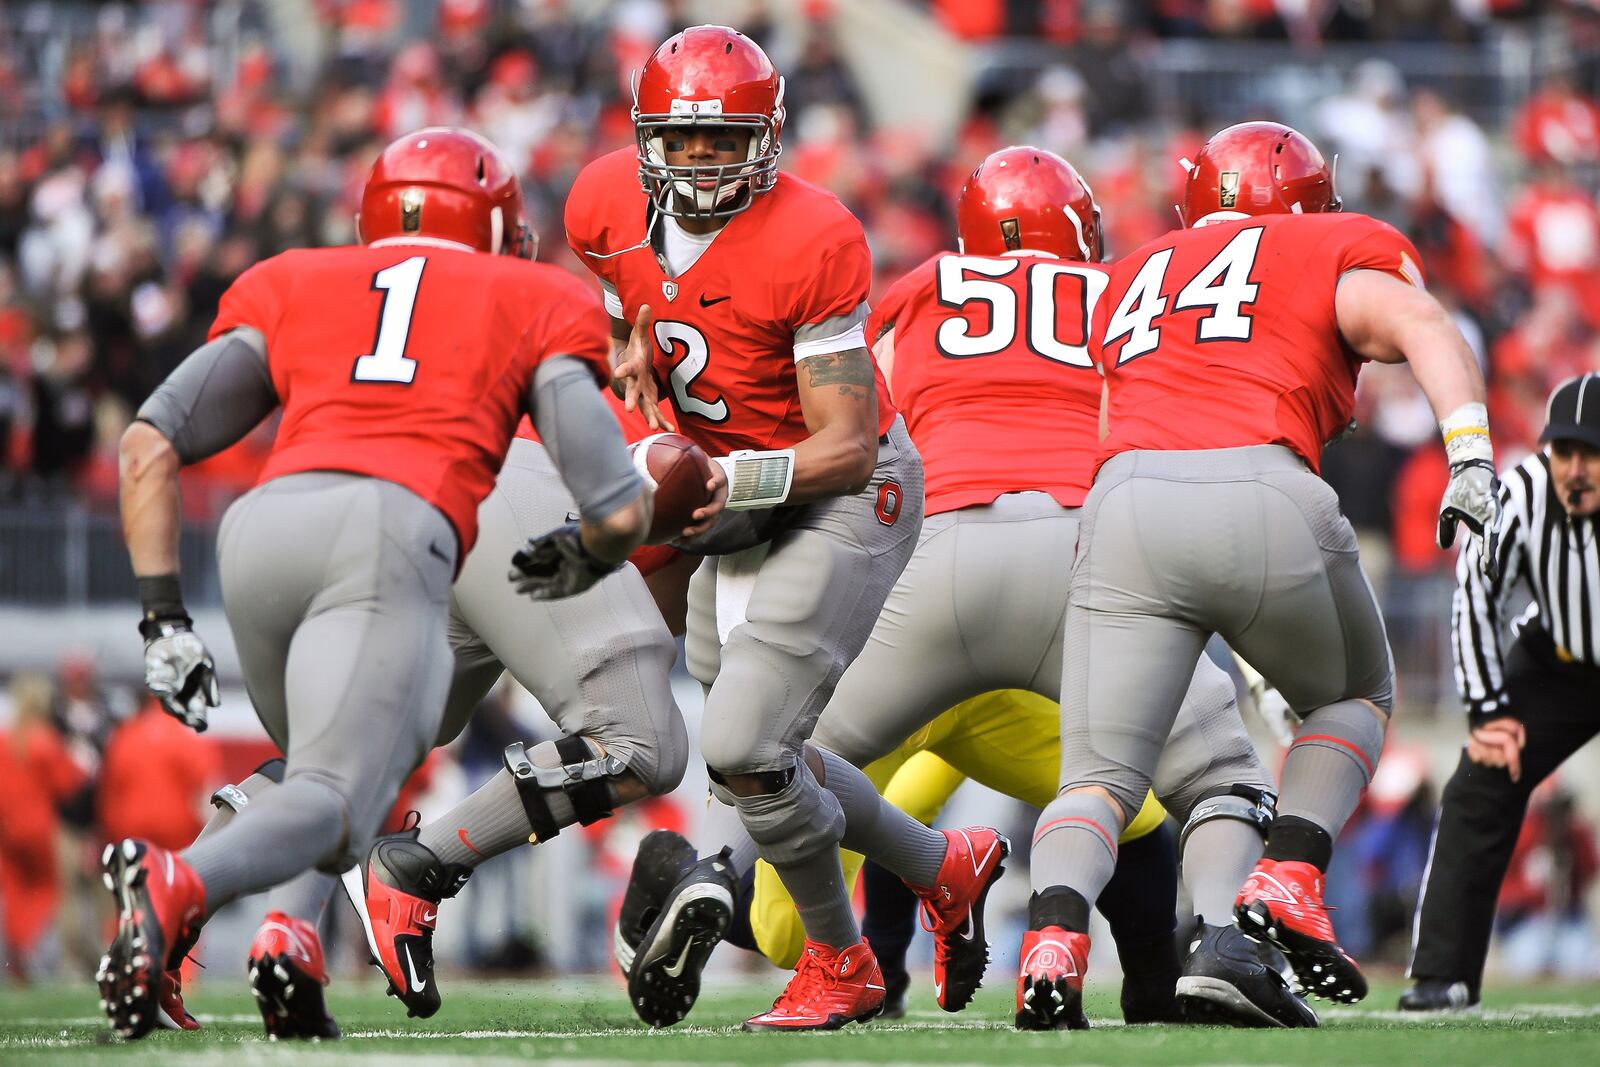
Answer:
[{"left": 802, "top": 349, "right": 874, "bottom": 400}]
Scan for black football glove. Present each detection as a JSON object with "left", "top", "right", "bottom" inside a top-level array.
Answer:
[{"left": 508, "top": 521, "right": 621, "bottom": 600}]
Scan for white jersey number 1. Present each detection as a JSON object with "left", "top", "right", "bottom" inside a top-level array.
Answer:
[{"left": 353, "top": 256, "right": 426, "bottom": 384}]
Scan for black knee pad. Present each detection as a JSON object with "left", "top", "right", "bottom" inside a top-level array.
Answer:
[
  {"left": 504, "top": 736, "right": 626, "bottom": 843},
  {"left": 1178, "top": 784, "right": 1278, "bottom": 854}
]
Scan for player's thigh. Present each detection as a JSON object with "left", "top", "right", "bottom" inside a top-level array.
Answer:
[
  {"left": 929, "top": 689, "right": 1062, "bottom": 810},
  {"left": 282, "top": 479, "right": 457, "bottom": 856},
  {"left": 701, "top": 432, "right": 923, "bottom": 773},
  {"left": 1227, "top": 470, "right": 1394, "bottom": 714},
  {"left": 217, "top": 486, "right": 299, "bottom": 749},
  {"left": 810, "top": 515, "right": 985, "bottom": 768},
  {"left": 1150, "top": 653, "right": 1271, "bottom": 821},
  {"left": 1061, "top": 471, "right": 1209, "bottom": 811}
]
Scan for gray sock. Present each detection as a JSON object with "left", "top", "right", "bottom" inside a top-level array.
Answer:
[
  {"left": 1031, "top": 791, "right": 1121, "bottom": 898},
  {"left": 772, "top": 853, "right": 859, "bottom": 951},
  {"left": 193, "top": 764, "right": 282, "bottom": 844},
  {"left": 696, "top": 795, "right": 759, "bottom": 877},
  {"left": 1278, "top": 700, "right": 1385, "bottom": 836},
  {"left": 181, "top": 775, "right": 346, "bottom": 916},
  {"left": 817, "top": 747, "right": 947, "bottom": 887},
  {"left": 1182, "top": 820, "right": 1264, "bottom": 926},
  {"left": 265, "top": 870, "right": 339, "bottom": 924}
]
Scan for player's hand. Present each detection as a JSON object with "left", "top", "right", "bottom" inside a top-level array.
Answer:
[
  {"left": 509, "top": 521, "right": 622, "bottom": 600},
  {"left": 676, "top": 462, "right": 729, "bottom": 541},
  {"left": 611, "top": 304, "right": 675, "bottom": 432},
  {"left": 1438, "top": 459, "right": 1501, "bottom": 579},
  {"left": 140, "top": 618, "right": 219, "bottom": 732},
  {"left": 1466, "top": 715, "right": 1525, "bottom": 782},
  {"left": 1250, "top": 679, "right": 1300, "bottom": 748}
]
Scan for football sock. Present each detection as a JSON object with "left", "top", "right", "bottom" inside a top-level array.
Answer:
[
  {"left": 772, "top": 853, "right": 860, "bottom": 952},
  {"left": 192, "top": 761, "right": 284, "bottom": 843},
  {"left": 265, "top": 869, "right": 339, "bottom": 925},
  {"left": 860, "top": 859, "right": 919, "bottom": 977},
  {"left": 816, "top": 747, "right": 946, "bottom": 887},
  {"left": 696, "top": 796, "right": 759, "bottom": 877},
  {"left": 418, "top": 770, "right": 544, "bottom": 869},
  {"left": 181, "top": 776, "right": 345, "bottom": 917},
  {"left": 1274, "top": 700, "right": 1385, "bottom": 862},
  {"left": 1180, "top": 816, "right": 1263, "bottom": 925},
  {"left": 1031, "top": 790, "right": 1121, "bottom": 906}
]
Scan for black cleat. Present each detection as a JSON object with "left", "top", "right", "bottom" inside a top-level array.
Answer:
[
  {"left": 1398, "top": 979, "right": 1478, "bottom": 1013},
  {"left": 1176, "top": 922, "right": 1318, "bottom": 1028},
  {"left": 626, "top": 848, "right": 737, "bottom": 1027},
  {"left": 613, "top": 829, "right": 698, "bottom": 976}
]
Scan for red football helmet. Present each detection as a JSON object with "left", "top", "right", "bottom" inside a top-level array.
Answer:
[
  {"left": 1179, "top": 121, "right": 1340, "bottom": 228},
  {"left": 957, "top": 146, "right": 1102, "bottom": 262},
  {"left": 633, "top": 25, "right": 785, "bottom": 220},
  {"left": 358, "top": 127, "right": 535, "bottom": 258}
]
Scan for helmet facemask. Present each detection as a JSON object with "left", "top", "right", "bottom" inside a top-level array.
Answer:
[{"left": 634, "top": 88, "right": 785, "bottom": 221}]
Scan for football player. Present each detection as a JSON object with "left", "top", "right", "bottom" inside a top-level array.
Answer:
[
  {"left": 560, "top": 25, "right": 1006, "bottom": 1031},
  {"left": 99, "top": 128, "right": 660, "bottom": 1040},
  {"left": 1021, "top": 122, "right": 1499, "bottom": 1027},
  {"left": 336, "top": 389, "right": 708, "bottom": 1020}
]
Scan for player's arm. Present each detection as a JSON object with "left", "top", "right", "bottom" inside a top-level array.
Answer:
[
  {"left": 789, "top": 346, "right": 880, "bottom": 501},
  {"left": 122, "top": 326, "right": 280, "bottom": 730},
  {"left": 1335, "top": 269, "right": 1500, "bottom": 564}
]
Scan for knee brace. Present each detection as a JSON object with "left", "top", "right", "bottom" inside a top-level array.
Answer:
[
  {"left": 504, "top": 737, "right": 626, "bottom": 843},
  {"left": 1178, "top": 784, "right": 1278, "bottom": 855},
  {"left": 210, "top": 756, "right": 286, "bottom": 813},
  {"left": 724, "top": 761, "right": 845, "bottom": 867}
]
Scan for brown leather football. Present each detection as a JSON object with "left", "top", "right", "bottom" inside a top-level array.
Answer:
[{"left": 629, "top": 433, "right": 716, "bottom": 541}]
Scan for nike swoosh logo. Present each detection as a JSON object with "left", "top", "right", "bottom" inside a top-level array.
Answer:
[
  {"left": 933, "top": 980, "right": 943, "bottom": 999},
  {"left": 663, "top": 937, "right": 696, "bottom": 978},
  {"left": 403, "top": 944, "right": 428, "bottom": 992},
  {"left": 699, "top": 294, "right": 730, "bottom": 307},
  {"left": 420, "top": 909, "right": 437, "bottom": 924}
]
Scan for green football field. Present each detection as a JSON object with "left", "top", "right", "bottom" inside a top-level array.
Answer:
[{"left": 3, "top": 975, "right": 1598, "bottom": 1066}]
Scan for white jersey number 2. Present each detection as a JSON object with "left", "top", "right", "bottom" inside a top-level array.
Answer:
[
  {"left": 655, "top": 319, "right": 729, "bottom": 422},
  {"left": 353, "top": 256, "right": 426, "bottom": 384}
]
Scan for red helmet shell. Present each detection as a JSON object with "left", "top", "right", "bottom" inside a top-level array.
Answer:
[
  {"left": 958, "top": 146, "right": 1102, "bottom": 262},
  {"left": 633, "top": 25, "right": 785, "bottom": 219},
  {"left": 359, "top": 127, "right": 534, "bottom": 257},
  {"left": 1180, "top": 121, "right": 1340, "bottom": 227}
]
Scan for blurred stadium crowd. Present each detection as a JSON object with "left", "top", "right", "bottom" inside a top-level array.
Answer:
[{"left": 2, "top": 0, "right": 1599, "bottom": 985}]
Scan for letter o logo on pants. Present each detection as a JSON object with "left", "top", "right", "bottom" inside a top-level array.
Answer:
[{"left": 876, "top": 480, "right": 902, "bottom": 526}]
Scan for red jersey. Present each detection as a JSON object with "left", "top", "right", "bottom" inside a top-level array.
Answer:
[
  {"left": 871, "top": 251, "right": 1108, "bottom": 513},
  {"left": 564, "top": 147, "right": 895, "bottom": 456},
  {"left": 1093, "top": 213, "right": 1425, "bottom": 473},
  {"left": 210, "top": 244, "right": 610, "bottom": 554}
]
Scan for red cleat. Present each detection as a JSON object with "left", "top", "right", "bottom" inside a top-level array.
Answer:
[
  {"left": 95, "top": 839, "right": 206, "bottom": 1040},
  {"left": 341, "top": 830, "right": 468, "bottom": 1018},
  {"left": 1235, "top": 858, "right": 1367, "bottom": 1003},
  {"left": 156, "top": 969, "right": 200, "bottom": 1031},
  {"left": 1015, "top": 926, "right": 1090, "bottom": 1030},
  {"left": 911, "top": 826, "right": 1011, "bottom": 1012},
  {"left": 248, "top": 912, "right": 340, "bottom": 1039},
  {"left": 743, "top": 940, "right": 886, "bottom": 1031}
]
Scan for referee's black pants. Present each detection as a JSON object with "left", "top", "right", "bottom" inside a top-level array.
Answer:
[{"left": 1409, "top": 623, "right": 1600, "bottom": 992}]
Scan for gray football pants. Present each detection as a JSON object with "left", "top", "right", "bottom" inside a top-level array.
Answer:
[
  {"left": 685, "top": 418, "right": 924, "bottom": 778},
  {"left": 1055, "top": 444, "right": 1394, "bottom": 824},
  {"left": 217, "top": 471, "right": 457, "bottom": 873},
  {"left": 811, "top": 491, "right": 1269, "bottom": 821},
  {"left": 437, "top": 438, "right": 687, "bottom": 792}
]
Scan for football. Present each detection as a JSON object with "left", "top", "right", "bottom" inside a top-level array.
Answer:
[{"left": 629, "top": 432, "right": 717, "bottom": 541}]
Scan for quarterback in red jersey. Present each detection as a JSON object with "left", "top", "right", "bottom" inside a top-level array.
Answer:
[
  {"left": 577, "top": 26, "right": 1003, "bottom": 1033},
  {"left": 1021, "top": 122, "right": 1501, "bottom": 1029},
  {"left": 99, "top": 128, "right": 654, "bottom": 1041}
]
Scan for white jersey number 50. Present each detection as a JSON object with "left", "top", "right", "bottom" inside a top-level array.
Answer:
[{"left": 934, "top": 255, "right": 1108, "bottom": 368}]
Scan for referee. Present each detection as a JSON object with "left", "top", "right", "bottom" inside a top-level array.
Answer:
[{"left": 1401, "top": 372, "right": 1600, "bottom": 1011}]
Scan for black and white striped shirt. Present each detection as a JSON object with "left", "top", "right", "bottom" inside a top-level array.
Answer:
[{"left": 1452, "top": 451, "right": 1600, "bottom": 717}]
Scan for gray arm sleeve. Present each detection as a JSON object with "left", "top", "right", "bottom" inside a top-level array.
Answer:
[
  {"left": 530, "top": 357, "right": 644, "bottom": 522},
  {"left": 136, "top": 327, "right": 278, "bottom": 464}
]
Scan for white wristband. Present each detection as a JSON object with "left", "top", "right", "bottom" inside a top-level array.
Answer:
[
  {"left": 1440, "top": 402, "right": 1493, "bottom": 467},
  {"left": 714, "top": 449, "right": 796, "bottom": 510}
]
